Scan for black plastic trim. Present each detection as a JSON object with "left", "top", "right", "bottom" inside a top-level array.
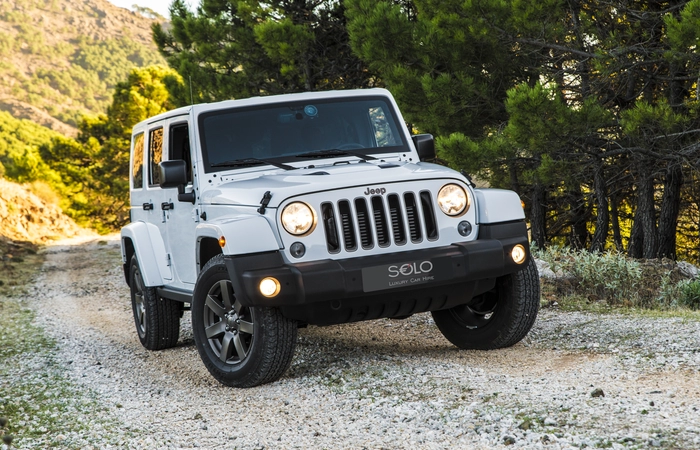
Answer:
[
  {"left": 224, "top": 220, "right": 530, "bottom": 325},
  {"left": 157, "top": 286, "right": 192, "bottom": 303}
]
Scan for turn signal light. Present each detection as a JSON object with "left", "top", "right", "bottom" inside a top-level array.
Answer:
[{"left": 218, "top": 236, "right": 226, "bottom": 248}]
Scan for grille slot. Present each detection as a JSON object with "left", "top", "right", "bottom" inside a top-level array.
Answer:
[
  {"left": 338, "top": 200, "right": 357, "bottom": 251},
  {"left": 404, "top": 193, "right": 422, "bottom": 242},
  {"left": 321, "top": 202, "right": 340, "bottom": 253},
  {"left": 420, "top": 190, "right": 438, "bottom": 240},
  {"left": 355, "top": 198, "right": 373, "bottom": 249},
  {"left": 321, "top": 190, "right": 438, "bottom": 253},
  {"left": 372, "top": 196, "right": 390, "bottom": 247},
  {"left": 388, "top": 194, "right": 406, "bottom": 245}
]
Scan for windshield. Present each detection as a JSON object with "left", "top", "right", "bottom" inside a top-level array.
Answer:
[{"left": 198, "top": 96, "right": 407, "bottom": 173}]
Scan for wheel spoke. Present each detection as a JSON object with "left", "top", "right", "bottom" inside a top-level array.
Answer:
[
  {"left": 219, "top": 280, "right": 234, "bottom": 311},
  {"left": 205, "top": 294, "right": 226, "bottom": 318},
  {"left": 205, "top": 321, "right": 226, "bottom": 339},
  {"left": 238, "top": 320, "right": 254, "bottom": 335},
  {"left": 134, "top": 272, "right": 144, "bottom": 292},
  {"left": 233, "top": 299, "right": 243, "bottom": 315},
  {"left": 233, "top": 333, "right": 247, "bottom": 360},
  {"left": 219, "top": 334, "right": 233, "bottom": 362}
]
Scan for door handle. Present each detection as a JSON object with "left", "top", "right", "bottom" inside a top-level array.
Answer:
[
  {"left": 142, "top": 203, "right": 154, "bottom": 210},
  {"left": 161, "top": 202, "right": 174, "bottom": 211}
]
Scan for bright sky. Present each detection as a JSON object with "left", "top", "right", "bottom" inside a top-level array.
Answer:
[{"left": 107, "top": 0, "right": 200, "bottom": 18}]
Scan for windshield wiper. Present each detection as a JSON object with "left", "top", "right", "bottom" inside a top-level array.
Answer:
[
  {"left": 295, "top": 149, "right": 377, "bottom": 161},
  {"left": 211, "top": 158, "right": 296, "bottom": 171}
]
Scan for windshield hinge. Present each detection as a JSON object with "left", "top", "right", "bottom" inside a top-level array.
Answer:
[{"left": 258, "top": 191, "right": 272, "bottom": 214}]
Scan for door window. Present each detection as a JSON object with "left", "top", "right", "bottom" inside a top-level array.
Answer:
[
  {"left": 131, "top": 132, "right": 144, "bottom": 189},
  {"left": 169, "top": 123, "right": 192, "bottom": 184},
  {"left": 149, "top": 127, "right": 164, "bottom": 186}
]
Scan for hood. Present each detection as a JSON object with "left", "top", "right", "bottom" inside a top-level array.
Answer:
[{"left": 200, "top": 161, "right": 466, "bottom": 208}]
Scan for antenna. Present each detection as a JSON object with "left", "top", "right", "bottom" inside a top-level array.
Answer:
[{"left": 189, "top": 76, "right": 194, "bottom": 105}]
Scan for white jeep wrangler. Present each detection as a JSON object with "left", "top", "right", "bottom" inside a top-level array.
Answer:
[{"left": 121, "top": 88, "right": 539, "bottom": 388}]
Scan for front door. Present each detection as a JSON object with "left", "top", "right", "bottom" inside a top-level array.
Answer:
[
  {"left": 143, "top": 118, "right": 198, "bottom": 288},
  {"left": 162, "top": 120, "right": 198, "bottom": 286}
]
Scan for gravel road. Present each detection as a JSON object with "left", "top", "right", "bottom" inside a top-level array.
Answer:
[{"left": 14, "top": 236, "right": 700, "bottom": 449}]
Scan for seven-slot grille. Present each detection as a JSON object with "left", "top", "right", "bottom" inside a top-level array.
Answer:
[{"left": 321, "top": 191, "right": 438, "bottom": 253}]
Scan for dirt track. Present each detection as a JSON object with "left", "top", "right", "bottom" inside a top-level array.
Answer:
[{"left": 22, "top": 236, "right": 700, "bottom": 449}]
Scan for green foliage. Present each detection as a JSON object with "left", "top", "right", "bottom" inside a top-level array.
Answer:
[
  {"left": 535, "top": 246, "right": 642, "bottom": 306},
  {"left": 0, "top": 0, "right": 164, "bottom": 126},
  {"left": 673, "top": 279, "right": 700, "bottom": 310},
  {"left": 347, "top": 0, "right": 700, "bottom": 261},
  {"left": 70, "top": 65, "right": 184, "bottom": 230},
  {"left": 0, "top": 112, "right": 67, "bottom": 189},
  {"left": 0, "top": 65, "right": 181, "bottom": 232},
  {"left": 153, "top": 0, "right": 373, "bottom": 103},
  {"left": 536, "top": 245, "right": 700, "bottom": 310}
]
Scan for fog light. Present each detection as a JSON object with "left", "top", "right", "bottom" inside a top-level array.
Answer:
[
  {"left": 290, "top": 242, "right": 306, "bottom": 258},
  {"left": 458, "top": 221, "right": 472, "bottom": 237},
  {"left": 511, "top": 244, "right": 527, "bottom": 264},
  {"left": 259, "top": 277, "right": 281, "bottom": 298}
]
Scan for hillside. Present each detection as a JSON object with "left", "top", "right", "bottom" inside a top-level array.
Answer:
[
  {"left": 0, "top": 176, "right": 92, "bottom": 246},
  {"left": 0, "top": 0, "right": 165, "bottom": 135}
]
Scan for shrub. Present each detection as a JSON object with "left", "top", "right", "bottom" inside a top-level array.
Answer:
[
  {"left": 535, "top": 246, "right": 645, "bottom": 307},
  {"left": 677, "top": 279, "right": 700, "bottom": 310}
]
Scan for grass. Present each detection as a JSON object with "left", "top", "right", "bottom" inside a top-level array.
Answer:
[
  {"left": 0, "top": 240, "right": 117, "bottom": 448},
  {"left": 535, "top": 245, "right": 700, "bottom": 317}
]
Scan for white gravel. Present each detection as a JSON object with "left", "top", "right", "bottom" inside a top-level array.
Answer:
[{"left": 9, "top": 236, "right": 700, "bottom": 449}]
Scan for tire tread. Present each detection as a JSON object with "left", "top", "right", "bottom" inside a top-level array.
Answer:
[{"left": 130, "top": 255, "right": 180, "bottom": 351}]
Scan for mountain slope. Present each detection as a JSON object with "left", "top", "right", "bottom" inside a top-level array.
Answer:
[
  {"left": 0, "top": 0, "right": 165, "bottom": 135},
  {"left": 0, "top": 177, "right": 90, "bottom": 244}
]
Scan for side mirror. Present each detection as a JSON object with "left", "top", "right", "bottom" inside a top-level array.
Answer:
[
  {"left": 159, "top": 160, "right": 195, "bottom": 203},
  {"left": 160, "top": 160, "right": 187, "bottom": 188},
  {"left": 412, "top": 134, "right": 435, "bottom": 161}
]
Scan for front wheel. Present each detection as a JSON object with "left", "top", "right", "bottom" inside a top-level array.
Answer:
[
  {"left": 192, "top": 254, "right": 297, "bottom": 388},
  {"left": 432, "top": 257, "right": 540, "bottom": 350}
]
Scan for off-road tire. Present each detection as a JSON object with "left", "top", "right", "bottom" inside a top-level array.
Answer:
[
  {"left": 129, "top": 255, "right": 180, "bottom": 350},
  {"left": 432, "top": 257, "right": 539, "bottom": 350},
  {"left": 192, "top": 254, "right": 297, "bottom": 388}
]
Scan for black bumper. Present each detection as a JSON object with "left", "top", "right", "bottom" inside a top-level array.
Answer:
[{"left": 225, "top": 221, "right": 530, "bottom": 325}]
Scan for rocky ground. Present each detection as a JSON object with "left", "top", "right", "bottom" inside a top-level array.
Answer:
[{"left": 6, "top": 236, "right": 700, "bottom": 449}]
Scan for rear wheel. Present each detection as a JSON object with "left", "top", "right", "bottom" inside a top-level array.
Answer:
[
  {"left": 432, "top": 257, "right": 539, "bottom": 349},
  {"left": 129, "top": 255, "right": 180, "bottom": 350},
  {"left": 192, "top": 254, "right": 297, "bottom": 388}
]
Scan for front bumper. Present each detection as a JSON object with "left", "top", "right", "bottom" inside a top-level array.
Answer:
[{"left": 225, "top": 221, "right": 530, "bottom": 324}]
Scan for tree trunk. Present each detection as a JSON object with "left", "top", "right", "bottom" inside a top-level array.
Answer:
[
  {"left": 638, "top": 166, "right": 658, "bottom": 259},
  {"left": 610, "top": 194, "right": 623, "bottom": 252},
  {"left": 530, "top": 183, "right": 547, "bottom": 249},
  {"left": 590, "top": 165, "right": 609, "bottom": 252},
  {"left": 627, "top": 203, "right": 644, "bottom": 258},
  {"left": 567, "top": 184, "right": 589, "bottom": 249},
  {"left": 627, "top": 163, "right": 658, "bottom": 259},
  {"left": 657, "top": 163, "right": 682, "bottom": 259}
]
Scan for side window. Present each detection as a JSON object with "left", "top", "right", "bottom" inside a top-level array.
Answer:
[
  {"left": 131, "top": 132, "right": 144, "bottom": 189},
  {"left": 369, "top": 107, "right": 398, "bottom": 147},
  {"left": 169, "top": 123, "right": 192, "bottom": 184},
  {"left": 149, "top": 127, "right": 164, "bottom": 186}
]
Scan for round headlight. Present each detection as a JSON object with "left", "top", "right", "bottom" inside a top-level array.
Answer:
[
  {"left": 437, "top": 184, "right": 469, "bottom": 216},
  {"left": 281, "top": 202, "right": 316, "bottom": 235}
]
